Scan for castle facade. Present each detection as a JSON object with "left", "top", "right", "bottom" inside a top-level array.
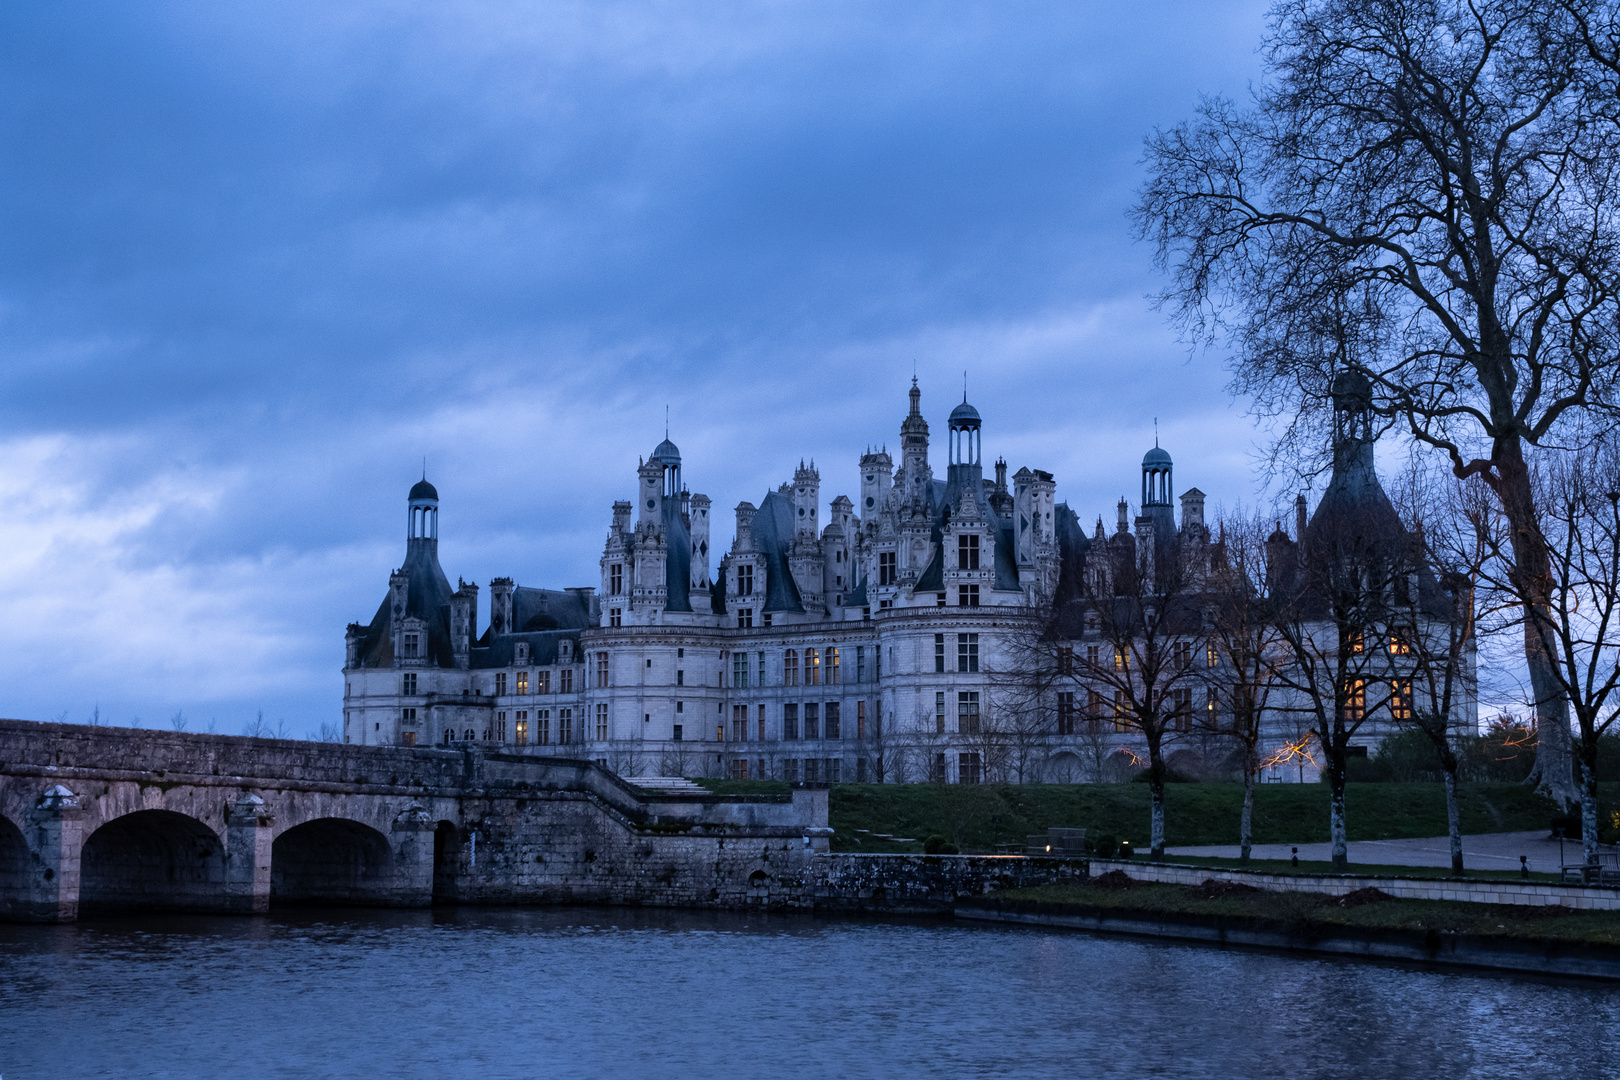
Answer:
[{"left": 342, "top": 379, "right": 1474, "bottom": 783}]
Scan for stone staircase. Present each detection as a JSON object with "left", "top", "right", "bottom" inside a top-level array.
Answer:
[{"left": 622, "top": 776, "right": 711, "bottom": 797}]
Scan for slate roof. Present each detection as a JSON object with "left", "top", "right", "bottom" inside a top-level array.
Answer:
[
  {"left": 354, "top": 537, "right": 455, "bottom": 669},
  {"left": 750, "top": 489, "right": 805, "bottom": 613}
]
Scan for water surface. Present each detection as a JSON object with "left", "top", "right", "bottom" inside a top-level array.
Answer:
[{"left": 0, "top": 907, "right": 1612, "bottom": 1079}]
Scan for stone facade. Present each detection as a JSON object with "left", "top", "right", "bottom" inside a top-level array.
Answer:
[{"left": 343, "top": 378, "right": 1474, "bottom": 783}]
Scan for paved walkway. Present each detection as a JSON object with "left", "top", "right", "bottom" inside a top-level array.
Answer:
[{"left": 1165, "top": 830, "right": 1597, "bottom": 875}]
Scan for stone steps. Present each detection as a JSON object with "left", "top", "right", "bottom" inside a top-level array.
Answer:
[{"left": 622, "top": 777, "right": 710, "bottom": 796}]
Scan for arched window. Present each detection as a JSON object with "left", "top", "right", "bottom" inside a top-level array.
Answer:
[
  {"left": 805, "top": 648, "right": 821, "bottom": 686},
  {"left": 784, "top": 649, "right": 799, "bottom": 686},
  {"left": 464, "top": 728, "right": 475, "bottom": 741}
]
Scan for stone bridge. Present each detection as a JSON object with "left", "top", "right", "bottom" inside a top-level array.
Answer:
[{"left": 0, "top": 719, "right": 830, "bottom": 922}]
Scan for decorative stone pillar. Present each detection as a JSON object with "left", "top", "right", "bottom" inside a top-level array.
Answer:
[
  {"left": 25, "top": 785, "right": 84, "bottom": 923},
  {"left": 391, "top": 804, "right": 435, "bottom": 907},
  {"left": 224, "top": 793, "right": 275, "bottom": 914}
]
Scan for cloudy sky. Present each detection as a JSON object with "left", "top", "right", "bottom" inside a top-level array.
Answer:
[{"left": 0, "top": 1, "right": 1288, "bottom": 733}]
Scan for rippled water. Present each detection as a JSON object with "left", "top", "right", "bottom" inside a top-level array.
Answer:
[{"left": 0, "top": 907, "right": 1614, "bottom": 1079}]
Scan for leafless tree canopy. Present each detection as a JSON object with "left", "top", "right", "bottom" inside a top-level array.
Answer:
[{"left": 1137, "top": 0, "right": 1620, "bottom": 803}]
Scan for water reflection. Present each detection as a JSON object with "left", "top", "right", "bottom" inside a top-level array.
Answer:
[{"left": 0, "top": 907, "right": 1613, "bottom": 1079}]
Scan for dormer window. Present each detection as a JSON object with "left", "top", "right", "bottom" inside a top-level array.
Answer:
[
  {"left": 958, "top": 533, "right": 980, "bottom": 570},
  {"left": 610, "top": 564, "right": 623, "bottom": 595},
  {"left": 402, "top": 633, "right": 419, "bottom": 658},
  {"left": 560, "top": 639, "right": 573, "bottom": 662},
  {"left": 738, "top": 564, "right": 754, "bottom": 596},
  {"left": 879, "top": 551, "right": 897, "bottom": 587},
  {"left": 516, "top": 642, "right": 530, "bottom": 665}
]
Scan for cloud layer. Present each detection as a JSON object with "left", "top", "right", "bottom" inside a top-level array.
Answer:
[{"left": 0, "top": 1, "right": 1281, "bottom": 730}]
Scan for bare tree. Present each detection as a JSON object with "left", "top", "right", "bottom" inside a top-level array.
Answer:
[
  {"left": 1074, "top": 528, "right": 1210, "bottom": 857},
  {"left": 168, "top": 710, "right": 189, "bottom": 732},
  {"left": 1473, "top": 437, "right": 1620, "bottom": 867},
  {"left": 1392, "top": 466, "right": 1491, "bottom": 874},
  {"left": 1200, "top": 513, "right": 1290, "bottom": 862},
  {"left": 1270, "top": 512, "right": 1406, "bottom": 870},
  {"left": 1137, "top": 0, "right": 1620, "bottom": 806},
  {"left": 984, "top": 605, "right": 1070, "bottom": 783}
]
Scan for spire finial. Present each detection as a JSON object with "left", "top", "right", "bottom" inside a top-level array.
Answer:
[
  {"left": 422, "top": 456, "right": 426, "bottom": 481},
  {"left": 963, "top": 370, "right": 968, "bottom": 402},
  {"left": 1154, "top": 417, "right": 1159, "bottom": 448},
  {"left": 665, "top": 405, "right": 669, "bottom": 439}
]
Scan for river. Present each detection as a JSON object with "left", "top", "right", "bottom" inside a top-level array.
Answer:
[{"left": 0, "top": 907, "right": 1613, "bottom": 1079}]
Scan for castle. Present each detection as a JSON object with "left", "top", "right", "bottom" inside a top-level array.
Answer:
[{"left": 342, "top": 378, "right": 1474, "bottom": 782}]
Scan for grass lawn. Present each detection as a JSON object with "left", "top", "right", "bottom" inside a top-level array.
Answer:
[
  {"left": 991, "top": 880, "right": 1620, "bottom": 947},
  {"left": 691, "top": 778, "right": 1609, "bottom": 854}
]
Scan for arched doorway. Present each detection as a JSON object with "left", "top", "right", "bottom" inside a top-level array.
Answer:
[
  {"left": 79, "top": 810, "right": 227, "bottom": 914},
  {"left": 0, "top": 814, "right": 30, "bottom": 919},
  {"left": 432, "top": 821, "right": 460, "bottom": 904},
  {"left": 271, "top": 818, "right": 394, "bottom": 906}
]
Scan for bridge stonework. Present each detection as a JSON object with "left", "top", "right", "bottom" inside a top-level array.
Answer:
[{"left": 0, "top": 720, "right": 832, "bottom": 922}]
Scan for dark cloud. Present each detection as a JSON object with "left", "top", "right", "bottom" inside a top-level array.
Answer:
[{"left": 0, "top": 0, "right": 1276, "bottom": 727}]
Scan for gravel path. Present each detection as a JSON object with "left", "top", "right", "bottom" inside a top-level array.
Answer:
[{"left": 1163, "top": 829, "right": 1596, "bottom": 875}]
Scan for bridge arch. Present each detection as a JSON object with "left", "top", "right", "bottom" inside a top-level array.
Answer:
[
  {"left": 0, "top": 813, "right": 30, "bottom": 919},
  {"left": 79, "top": 810, "right": 227, "bottom": 914},
  {"left": 271, "top": 817, "right": 395, "bottom": 906}
]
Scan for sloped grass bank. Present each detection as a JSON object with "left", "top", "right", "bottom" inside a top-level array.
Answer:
[
  {"left": 693, "top": 779, "right": 1594, "bottom": 853},
  {"left": 982, "top": 879, "right": 1620, "bottom": 950}
]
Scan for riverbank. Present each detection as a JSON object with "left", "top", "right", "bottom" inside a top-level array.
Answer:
[{"left": 962, "top": 878, "right": 1620, "bottom": 981}]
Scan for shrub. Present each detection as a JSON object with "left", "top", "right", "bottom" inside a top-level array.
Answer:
[
  {"left": 1089, "top": 833, "right": 1118, "bottom": 858},
  {"left": 922, "top": 834, "right": 959, "bottom": 855}
]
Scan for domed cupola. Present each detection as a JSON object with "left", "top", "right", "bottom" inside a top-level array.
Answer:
[
  {"left": 1142, "top": 444, "right": 1172, "bottom": 508},
  {"left": 408, "top": 476, "right": 439, "bottom": 545},
  {"left": 650, "top": 436, "right": 682, "bottom": 497},
  {"left": 949, "top": 395, "right": 982, "bottom": 467}
]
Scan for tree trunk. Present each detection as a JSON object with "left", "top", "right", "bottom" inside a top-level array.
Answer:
[
  {"left": 1443, "top": 768, "right": 1464, "bottom": 876},
  {"left": 1491, "top": 440, "right": 1578, "bottom": 808},
  {"left": 1240, "top": 742, "right": 1256, "bottom": 864},
  {"left": 1326, "top": 750, "right": 1348, "bottom": 870},
  {"left": 1580, "top": 750, "right": 1601, "bottom": 869},
  {"left": 1150, "top": 782, "right": 1166, "bottom": 859}
]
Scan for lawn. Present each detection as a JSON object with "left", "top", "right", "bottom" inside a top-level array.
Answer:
[
  {"left": 691, "top": 778, "right": 1604, "bottom": 853},
  {"left": 991, "top": 880, "right": 1620, "bottom": 947}
]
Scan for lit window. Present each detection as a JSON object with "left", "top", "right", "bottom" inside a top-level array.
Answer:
[
  {"left": 1341, "top": 679, "right": 1366, "bottom": 722},
  {"left": 516, "top": 671, "right": 529, "bottom": 695},
  {"left": 1389, "top": 631, "right": 1411, "bottom": 656},
  {"left": 1390, "top": 678, "right": 1413, "bottom": 720},
  {"left": 827, "top": 647, "right": 840, "bottom": 685},
  {"left": 806, "top": 648, "right": 821, "bottom": 686},
  {"left": 537, "top": 670, "right": 551, "bottom": 694},
  {"left": 1347, "top": 630, "right": 1365, "bottom": 654},
  {"left": 1207, "top": 643, "right": 1219, "bottom": 668},
  {"left": 516, "top": 714, "right": 528, "bottom": 745}
]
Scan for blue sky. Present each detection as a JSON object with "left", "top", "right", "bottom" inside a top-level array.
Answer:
[{"left": 0, "top": 1, "right": 1284, "bottom": 732}]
